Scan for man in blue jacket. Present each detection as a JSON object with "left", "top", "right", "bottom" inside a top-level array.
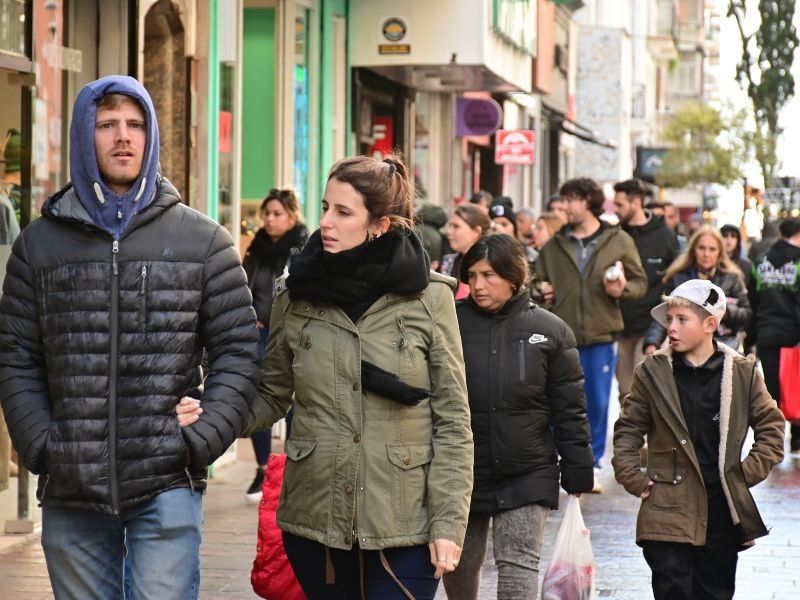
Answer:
[{"left": 0, "top": 76, "right": 261, "bottom": 599}]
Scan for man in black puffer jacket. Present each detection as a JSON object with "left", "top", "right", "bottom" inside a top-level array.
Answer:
[{"left": 0, "top": 76, "right": 260, "bottom": 599}]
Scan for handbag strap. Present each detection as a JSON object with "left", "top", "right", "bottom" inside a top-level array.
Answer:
[{"left": 379, "top": 550, "right": 416, "bottom": 600}]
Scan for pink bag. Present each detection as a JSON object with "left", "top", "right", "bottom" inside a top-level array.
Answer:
[{"left": 541, "top": 496, "right": 597, "bottom": 600}]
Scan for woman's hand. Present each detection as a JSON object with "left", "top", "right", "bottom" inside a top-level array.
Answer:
[
  {"left": 429, "top": 539, "right": 462, "bottom": 578},
  {"left": 176, "top": 397, "right": 202, "bottom": 428}
]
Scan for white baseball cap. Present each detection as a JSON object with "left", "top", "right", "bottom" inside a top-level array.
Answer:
[{"left": 650, "top": 279, "right": 727, "bottom": 328}]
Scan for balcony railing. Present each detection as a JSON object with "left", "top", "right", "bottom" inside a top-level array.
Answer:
[
  {"left": 655, "top": 0, "right": 679, "bottom": 45},
  {"left": 0, "top": 0, "right": 26, "bottom": 56},
  {"left": 649, "top": 0, "right": 679, "bottom": 61}
]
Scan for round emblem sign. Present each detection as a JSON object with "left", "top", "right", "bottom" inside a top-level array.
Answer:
[{"left": 382, "top": 18, "right": 407, "bottom": 43}]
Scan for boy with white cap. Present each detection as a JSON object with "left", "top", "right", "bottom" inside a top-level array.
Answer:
[{"left": 612, "top": 279, "right": 785, "bottom": 600}]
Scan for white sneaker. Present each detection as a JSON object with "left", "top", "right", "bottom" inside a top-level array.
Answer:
[{"left": 591, "top": 467, "right": 603, "bottom": 494}]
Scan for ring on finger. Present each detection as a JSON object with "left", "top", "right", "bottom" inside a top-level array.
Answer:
[{"left": 452, "top": 560, "right": 459, "bottom": 567}]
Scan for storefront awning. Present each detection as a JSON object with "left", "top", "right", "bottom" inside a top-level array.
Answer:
[
  {"left": 365, "top": 64, "right": 525, "bottom": 93},
  {"left": 558, "top": 117, "right": 617, "bottom": 149}
]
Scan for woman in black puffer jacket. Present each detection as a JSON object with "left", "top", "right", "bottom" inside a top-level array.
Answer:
[
  {"left": 443, "top": 234, "right": 594, "bottom": 600},
  {"left": 644, "top": 225, "right": 752, "bottom": 353},
  {"left": 241, "top": 188, "right": 307, "bottom": 502}
]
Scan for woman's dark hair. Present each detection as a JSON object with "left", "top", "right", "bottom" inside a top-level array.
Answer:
[
  {"left": 260, "top": 188, "right": 303, "bottom": 223},
  {"left": 719, "top": 224, "right": 742, "bottom": 255},
  {"left": 327, "top": 153, "right": 414, "bottom": 230},
  {"left": 559, "top": 177, "right": 605, "bottom": 217},
  {"left": 459, "top": 233, "right": 529, "bottom": 292}
]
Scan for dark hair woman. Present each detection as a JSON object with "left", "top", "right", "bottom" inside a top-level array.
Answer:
[
  {"left": 720, "top": 224, "right": 755, "bottom": 290},
  {"left": 241, "top": 188, "right": 308, "bottom": 503},
  {"left": 243, "top": 154, "right": 473, "bottom": 598},
  {"left": 644, "top": 225, "right": 752, "bottom": 353},
  {"left": 443, "top": 234, "right": 594, "bottom": 599},
  {"left": 440, "top": 204, "right": 492, "bottom": 300}
]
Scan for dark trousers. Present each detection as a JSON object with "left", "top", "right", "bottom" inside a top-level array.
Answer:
[
  {"left": 283, "top": 532, "right": 439, "bottom": 599},
  {"left": 642, "top": 489, "right": 739, "bottom": 600}
]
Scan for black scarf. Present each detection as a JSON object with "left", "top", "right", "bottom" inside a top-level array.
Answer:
[
  {"left": 247, "top": 224, "right": 308, "bottom": 261},
  {"left": 287, "top": 228, "right": 430, "bottom": 323}
]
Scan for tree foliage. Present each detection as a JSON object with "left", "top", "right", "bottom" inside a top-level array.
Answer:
[
  {"left": 656, "top": 103, "right": 745, "bottom": 188},
  {"left": 728, "top": 0, "right": 799, "bottom": 186}
]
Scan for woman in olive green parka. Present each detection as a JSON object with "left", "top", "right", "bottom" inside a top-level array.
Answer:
[{"left": 244, "top": 154, "right": 473, "bottom": 599}]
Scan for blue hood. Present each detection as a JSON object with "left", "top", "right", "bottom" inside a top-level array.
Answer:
[{"left": 69, "top": 75, "right": 160, "bottom": 239}]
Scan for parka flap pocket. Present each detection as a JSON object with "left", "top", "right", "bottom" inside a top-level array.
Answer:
[
  {"left": 387, "top": 444, "right": 434, "bottom": 470},
  {"left": 646, "top": 449, "right": 685, "bottom": 485},
  {"left": 286, "top": 438, "right": 317, "bottom": 462},
  {"left": 646, "top": 466, "right": 686, "bottom": 485}
]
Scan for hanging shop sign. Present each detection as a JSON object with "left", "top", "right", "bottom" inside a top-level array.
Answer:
[
  {"left": 495, "top": 129, "right": 535, "bottom": 165},
  {"left": 456, "top": 98, "right": 503, "bottom": 137},
  {"left": 379, "top": 17, "right": 410, "bottom": 55},
  {"left": 368, "top": 116, "right": 394, "bottom": 159}
]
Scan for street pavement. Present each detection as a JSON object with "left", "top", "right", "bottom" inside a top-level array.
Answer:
[{"left": 1, "top": 428, "right": 800, "bottom": 598}]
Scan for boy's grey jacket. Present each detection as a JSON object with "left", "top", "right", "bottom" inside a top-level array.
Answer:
[
  {"left": 0, "top": 178, "right": 261, "bottom": 514},
  {"left": 612, "top": 343, "right": 784, "bottom": 548}
]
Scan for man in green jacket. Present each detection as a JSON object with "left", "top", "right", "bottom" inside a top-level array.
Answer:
[{"left": 537, "top": 177, "right": 646, "bottom": 490}]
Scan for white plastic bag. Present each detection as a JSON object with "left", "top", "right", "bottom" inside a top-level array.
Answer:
[{"left": 541, "top": 495, "right": 597, "bottom": 600}]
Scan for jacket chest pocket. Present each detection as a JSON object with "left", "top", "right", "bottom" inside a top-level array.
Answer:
[
  {"left": 137, "top": 264, "right": 149, "bottom": 332},
  {"left": 386, "top": 444, "right": 433, "bottom": 525},
  {"left": 395, "top": 315, "right": 427, "bottom": 382},
  {"left": 512, "top": 337, "right": 548, "bottom": 384}
]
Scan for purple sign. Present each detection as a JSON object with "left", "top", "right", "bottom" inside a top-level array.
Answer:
[{"left": 456, "top": 97, "right": 503, "bottom": 137}]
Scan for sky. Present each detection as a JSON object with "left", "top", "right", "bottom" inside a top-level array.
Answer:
[{"left": 716, "top": 0, "right": 800, "bottom": 185}]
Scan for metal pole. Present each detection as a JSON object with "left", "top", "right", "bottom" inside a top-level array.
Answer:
[{"left": 4, "top": 466, "right": 33, "bottom": 534}]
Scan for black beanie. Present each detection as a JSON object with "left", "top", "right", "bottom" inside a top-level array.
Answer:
[{"left": 490, "top": 196, "right": 516, "bottom": 229}]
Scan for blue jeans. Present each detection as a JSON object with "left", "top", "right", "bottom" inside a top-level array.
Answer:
[
  {"left": 42, "top": 487, "right": 203, "bottom": 600},
  {"left": 578, "top": 342, "right": 617, "bottom": 466}
]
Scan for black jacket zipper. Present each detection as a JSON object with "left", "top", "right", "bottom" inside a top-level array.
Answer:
[
  {"left": 139, "top": 265, "right": 148, "bottom": 332},
  {"left": 110, "top": 240, "right": 120, "bottom": 513}
]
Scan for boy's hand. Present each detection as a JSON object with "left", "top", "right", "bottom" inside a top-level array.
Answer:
[{"left": 640, "top": 480, "right": 654, "bottom": 499}]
